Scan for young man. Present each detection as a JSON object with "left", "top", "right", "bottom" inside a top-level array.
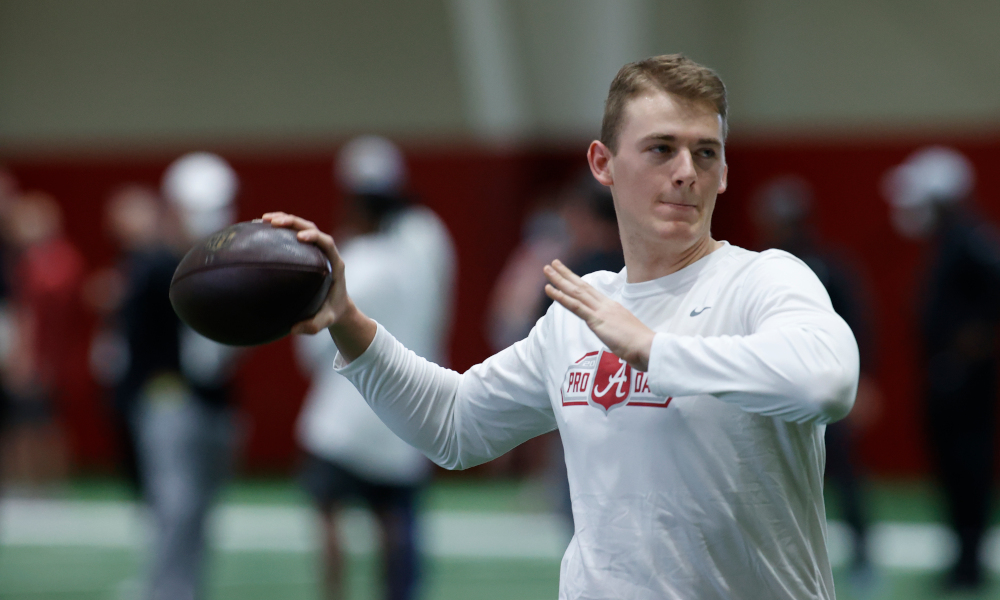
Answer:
[{"left": 265, "top": 54, "right": 859, "bottom": 599}]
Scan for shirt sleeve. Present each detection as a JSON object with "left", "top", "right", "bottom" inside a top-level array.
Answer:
[
  {"left": 334, "top": 315, "right": 557, "bottom": 470},
  {"left": 647, "top": 252, "right": 860, "bottom": 424}
]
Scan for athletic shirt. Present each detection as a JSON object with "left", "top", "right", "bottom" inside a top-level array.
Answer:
[{"left": 336, "top": 242, "right": 859, "bottom": 599}]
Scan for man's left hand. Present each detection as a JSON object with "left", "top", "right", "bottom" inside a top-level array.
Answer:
[{"left": 544, "top": 260, "right": 654, "bottom": 372}]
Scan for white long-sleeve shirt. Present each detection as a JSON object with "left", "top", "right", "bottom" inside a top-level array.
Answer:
[{"left": 336, "top": 242, "right": 859, "bottom": 599}]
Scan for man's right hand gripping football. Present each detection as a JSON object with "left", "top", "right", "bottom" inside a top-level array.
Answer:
[{"left": 262, "top": 212, "right": 376, "bottom": 362}]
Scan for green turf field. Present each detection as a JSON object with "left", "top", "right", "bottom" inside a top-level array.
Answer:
[{"left": 0, "top": 477, "right": 997, "bottom": 600}]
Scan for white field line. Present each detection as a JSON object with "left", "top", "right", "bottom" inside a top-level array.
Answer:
[
  {"left": 0, "top": 498, "right": 569, "bottom": 559},
  {"left": 0, "top": 498, "right": 994, "bottom": 570}
]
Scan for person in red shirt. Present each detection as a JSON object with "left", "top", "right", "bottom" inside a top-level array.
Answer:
[{"left": 2, "top": 191, "right": 84, "bottom": 489}]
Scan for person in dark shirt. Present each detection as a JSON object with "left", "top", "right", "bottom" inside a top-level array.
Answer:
[
  {"left": 90, "top": 172, "right": 239, "bottom": 600},
  {"left": 883, "top": 146, "right": 1000, "bottom": 591},
  {"left": 0, "top": 168, "right": 18, "bottom": 439},
  {"left": 0, "top": 167, "right": 20, "bottom": 479},
  {"left": 155, "top": 153, "right": 242, "bottom": 600},
  {"left": 753, "top": 175, "right": 881, "bottom": 588},
  {"left": 88, "top": 185, "right": 184, "bottom": 496}
]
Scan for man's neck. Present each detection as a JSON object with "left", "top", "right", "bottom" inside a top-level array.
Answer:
[{"left": 623, "top": 234, "right": 722, "bottom": 283}]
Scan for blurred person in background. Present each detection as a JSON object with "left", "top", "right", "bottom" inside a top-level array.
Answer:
[
  {"left": 553, "top": 170, "right": 626, "bottom": 279},
  {"left": 0, "top": 167, "right": 20, "bottom": 494},
  {"left": 484, "top": 170, "right": 624, "bottom": 534},
  {"left": 105, "top": 152, "right": 241, "bottom": 600},
  {"left": 295, "top": 135, "right": 456, "bottom": 600},
  {"left": 86, "top": 172, "right": 238, "bottom": 600},
  {"left": 0, "top": 191, "right": 84, "bottom": 492},
  {"left": 487, "top": 171, "right": 623, "bottom": 355},
  {"left": 84, "top": 185, "right": 184, "bottom": 498},
  {"left": 752, "top": 176, "right": 881, "bottom": 588},
  {"left": 542, "top": 171, "right": 625, "bottom": 532},
  {"left": 0, "top": 171, "right": 20, "bottom": 458},
  {"left": 883, "top": 146, "right": 1000, "bottom": 592},
  {"left": 486, "top": 195, "right": 567, "bottom": 353}
]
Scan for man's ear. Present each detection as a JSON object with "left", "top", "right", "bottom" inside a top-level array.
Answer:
[
  {"left": 588, "top": 140, "right": 614, "bottom": 186},
  {"left": 718, "top": 162, "right": 728, "bottom": 194}
]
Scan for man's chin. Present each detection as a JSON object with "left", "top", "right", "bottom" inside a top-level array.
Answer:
[{"left": 650, "top": 221, "right": 700, "bottom": 243}]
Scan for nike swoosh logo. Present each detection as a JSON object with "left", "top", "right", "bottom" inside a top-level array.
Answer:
[{"left": 690, "top": 307, "right": 711, "bottom": 317}]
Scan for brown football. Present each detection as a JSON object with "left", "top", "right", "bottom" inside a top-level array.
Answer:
[{"left": 169, "top": 220, "right": 333, "bottom": 346}]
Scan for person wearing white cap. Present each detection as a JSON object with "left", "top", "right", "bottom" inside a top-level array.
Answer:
[
  {"left": 883, "top": 146, "right": 1000, "bottom": 591},
  {"left": 294, "top": 135, "right": 455, "bottom": 600},
  {"left": 126, "top": 152, "right": 242, "bottom": 600}
]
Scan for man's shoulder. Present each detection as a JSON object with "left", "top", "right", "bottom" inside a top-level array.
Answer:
[
  {"left": 733, "top": 247, "right": 831, "bottom": 306},
  {"left": 581, "top": 268, "right": 626, "bottom": 293},
  {"left": 709, "top": 245, "right": 823, "bottom": 297},
  {"left": 686, "top": 243, "right": 804, "bottom": 280},
  {"left": 729, "top": 245, "right": 813, "bottom": 274}
]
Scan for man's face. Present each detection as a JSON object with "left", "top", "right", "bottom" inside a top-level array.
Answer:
[{"left": 590, "top": 89, "right": 727, "bottom": 253}]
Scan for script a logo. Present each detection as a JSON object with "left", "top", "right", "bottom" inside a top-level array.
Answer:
[{"left": 590, "top": 351, "right": 632, "bottom": 413}]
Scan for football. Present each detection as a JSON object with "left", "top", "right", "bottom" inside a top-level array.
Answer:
[{"left": 169, "top": 220, "right": 333, "bottom": 346}]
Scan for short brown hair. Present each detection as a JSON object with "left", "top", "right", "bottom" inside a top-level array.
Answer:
[{"left": 600, "top": 54, "right": 728, "bottom": 154}]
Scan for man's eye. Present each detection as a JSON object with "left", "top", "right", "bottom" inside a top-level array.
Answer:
[
  {"left": 697, "top": 148, "right": 717, "bottom": 159},
  {"left": 650, "top": 145, "right": 671, "bottom": 154}
]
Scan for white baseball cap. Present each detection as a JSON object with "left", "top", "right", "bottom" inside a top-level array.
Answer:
[
  {"left": 336, "top": 135, "right": 407, "bottom": 196},
  {"left": 162, "top": 152, "right": 239, "bottom": 239},
  {"left": 882, "top": 146, "right": 974, "bottom": 209}
]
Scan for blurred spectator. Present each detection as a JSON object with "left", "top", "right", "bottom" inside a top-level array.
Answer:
[
  {"left": 89, "top": 153, "right": 242, "bottom": 600},
  {"left": 142, "top": 152, "right": 242, "bottom": 600},
  {"left": 485, "top": 169, "right": 623, "bottom": 532},
  {"left": 488, "top": 169, "right": 622, "bottom": 355},
  {"left": 0, "top": 167, "right": 20, "bottom": 490},
  {"left": 295, "top": 135, "right": 456, "bottom": 600},
  {"left": 84, "top": 185, "right": 181, "bottom": 497},
  {"left": 486, "top": 198, "right": 567, "bottom": 351},
  {"left": 0, "top": 191, "right": 84, "bottom": 492},
  {"left": 86, "top": 175, "right": 238, "bottom": 600},
  {"left": 883, "top": 146, "right": 999, "bottom": 591},
  {"left": 554, "top": 171, "right": 625, "bottom": 278},
  {"left": 752, "top": 176, "right": 881, "bottom": 587}
]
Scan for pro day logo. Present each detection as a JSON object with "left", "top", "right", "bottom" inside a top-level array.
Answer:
[{"left": 561, "top": 350, "right": 671, "bottom": 413}]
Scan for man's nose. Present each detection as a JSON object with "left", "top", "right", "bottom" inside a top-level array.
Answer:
[{"left": 672, "top": 149, "right": 697, "bottom": 187}]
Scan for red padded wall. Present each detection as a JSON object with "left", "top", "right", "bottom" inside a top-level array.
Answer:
[{"left": 7, "top": 135, "right": 1000, "bottom": 476}]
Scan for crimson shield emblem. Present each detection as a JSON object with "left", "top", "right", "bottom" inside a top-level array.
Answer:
[{"left": 590, "top": 351, "right": 632, "bottom": 412}]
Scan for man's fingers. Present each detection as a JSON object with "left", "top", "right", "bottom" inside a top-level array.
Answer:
[
  {"left": 291, "top": 319, "right": 322, "bottom": 336},
  {"left": 548, "top": 260, "right": 582, "bottom": 289},
  {"left": 261, "top": 212, "right": 340, "bottom": 267},
  {"left": 544, "top": 261, "right": 601, "bottom": 309},
  {"left": 543, "top": 266, "right": 583, "bottom": 306},
  {"left": 545, "top": 284, "right": 590, "bottom": 320},
  {"left": 291, "top": 308, "right": 333, "bottom": 336},
  {"left": 551, "top": 259, "right": 606, "bottom": 303},
  {"left": 295, "top": 227, "right": 335, "bottom": 253},
  {"left": 544, "top": 262, "right": 582, "bottom": 294},
  {"left": 261, "top": 212, "right": 318, "bottom": 232}
]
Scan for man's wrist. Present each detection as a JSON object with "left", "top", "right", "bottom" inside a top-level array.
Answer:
[
  {"left": 628, "top": 330, "right": 655, "bottom": 372},
  {"left": 329, "top": 301, "right": 378, "bottom": 363}
]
